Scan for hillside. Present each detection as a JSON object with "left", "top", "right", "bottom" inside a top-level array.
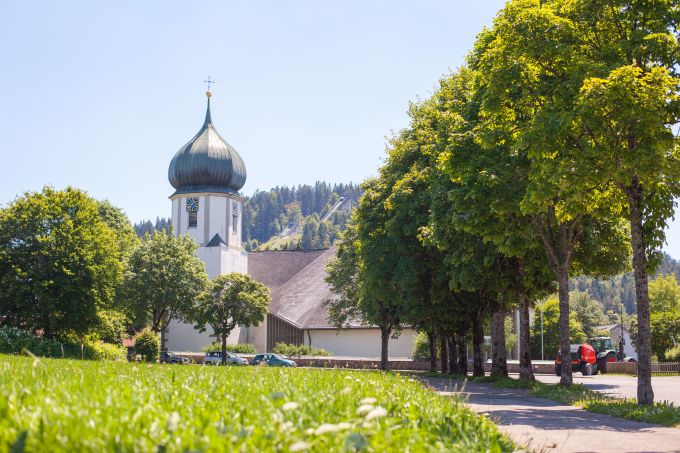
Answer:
[
  {"left": 572, "top": 253, "right": 680, "bottom": 315},
  {"left": 133, "top": 182, "right": 361, "bottom": 251}
]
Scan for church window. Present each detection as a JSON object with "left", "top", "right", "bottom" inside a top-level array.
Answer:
[
  {"left": 188, "top": 211, "right": 197, "bottom": 228},
  {"left": 232, "top": 202, "right": 239, "bottom": 233}
]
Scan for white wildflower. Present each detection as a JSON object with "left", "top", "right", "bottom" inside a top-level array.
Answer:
[
  {"left": 315, "top": 423, "right": 350, "bottom": 435},
  {"left": 340, "top": 387, "right": 352, "bottom": 395},
  {"left": 365, "top": 406, "right": 388, "bottom": 421},
  {"left": 282, "top": 402, "right": 299, "bottom": 412},
  {"left": 360, "top": 397, "right": 377, "bottom": 404},
  {"left": 289, "top": 441, "right": 310, "bottom": 452},
  {"left": 356, "top": 404, "right": 374, "bottom": 415}
]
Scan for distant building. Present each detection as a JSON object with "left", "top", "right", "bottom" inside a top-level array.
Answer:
[{"left": 164, "top": 91, "right": 415, "bottom": 357}]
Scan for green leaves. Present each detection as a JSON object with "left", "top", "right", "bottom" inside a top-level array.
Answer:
[{"left": 122, "top": 231, "right": 208, "bottom": 332}]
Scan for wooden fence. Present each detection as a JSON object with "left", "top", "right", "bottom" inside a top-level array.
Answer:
[{"left": 605, "top": 361, "right": 680, "bottom": 376}]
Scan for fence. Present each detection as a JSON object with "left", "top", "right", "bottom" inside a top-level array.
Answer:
[{"left": 605, "top": 361, "right": 680, "bottom": 376}]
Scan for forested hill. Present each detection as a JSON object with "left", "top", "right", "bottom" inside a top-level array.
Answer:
[
  {"left": 572, "top": 253, "right": 680, "bottom": 315},
  {"left": 133, "top": 182, "right": 362, "bottom": 250},
  {"left": 243, "top": 182, "right": 362, "bottom": 250}
]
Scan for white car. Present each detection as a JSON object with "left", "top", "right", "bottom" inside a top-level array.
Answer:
[{"left": 204, "top": 351, "right": 248, "bottom": 366}]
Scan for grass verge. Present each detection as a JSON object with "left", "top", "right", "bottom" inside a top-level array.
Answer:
[
  {"left": 468, "top": 375, "right": 680, "bottom": 428},
  {"left": 0, "top": 355, "right": 513, "bottom": 452}
]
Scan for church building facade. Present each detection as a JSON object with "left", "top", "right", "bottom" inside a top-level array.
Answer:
[{"left": 165, "top": 91, "right": 415, "bottom": 357}]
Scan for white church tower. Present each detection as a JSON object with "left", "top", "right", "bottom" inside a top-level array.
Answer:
[{"left": 165, "top": 88, "right": 249, "bottom": 352}]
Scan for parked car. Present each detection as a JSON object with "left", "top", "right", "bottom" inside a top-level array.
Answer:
[
  {"left": 252, "top": 353, "right": 297, "bottom": 367},
  {"left": 160, "top": 351, "right": 190, "bottom": 364},
  {"left": 204, "top": 351, "right": 249, "bottom": 366}
]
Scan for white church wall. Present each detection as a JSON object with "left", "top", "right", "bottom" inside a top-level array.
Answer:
[
  {"left": 166, "top": 319, "right": 214, "bottom": 353},
  {"left": 307, "top": 328, "right": 416, "bottom": 358},
  {"left": 209, "top": 196, "right": 227, "bottom": 242},
  {"left": 247, "top": 321, "right": 268, "bottom": 353}
]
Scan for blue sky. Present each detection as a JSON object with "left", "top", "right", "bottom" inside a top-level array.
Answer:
[{"left": 1, "top": 1, "right": 679, "bottom": 258}]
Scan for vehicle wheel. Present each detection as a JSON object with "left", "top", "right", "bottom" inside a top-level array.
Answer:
[
  {"left": 592, "top": 364, "right": 599, "bottom": 375},
  {"left": 205, "top": 361, "right": 212, "bottom": 366},
  {"left": 555, "top": 365, "right": 561, "bottom": 376},
  {"left": 582, "top": 363, "right": 593, "bottom": 376}
]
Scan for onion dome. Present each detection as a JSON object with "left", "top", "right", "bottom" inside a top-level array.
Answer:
[{"left": 168, "top": 91, "right": 247, "bottom": 195}]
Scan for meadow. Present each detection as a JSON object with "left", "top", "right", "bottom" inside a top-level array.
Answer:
[{"left": 0, "top": 355, "right": 512, "bottom": 452}]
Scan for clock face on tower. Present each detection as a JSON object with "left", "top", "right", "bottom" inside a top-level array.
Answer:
[{"left": 186, "top": 197, "right": 199, "bottom": 212}]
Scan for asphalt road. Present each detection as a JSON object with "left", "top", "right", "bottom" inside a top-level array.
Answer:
[
  {"left": 425, "top": 377, "right": 680, "bottom": 453},
  {"left": 531, "top": 373, "right": 680, "bottom": 405}
]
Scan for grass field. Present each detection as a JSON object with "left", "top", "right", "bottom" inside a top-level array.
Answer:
[{"left": 0, "top": 355, "right": 512, "bottom": 452}]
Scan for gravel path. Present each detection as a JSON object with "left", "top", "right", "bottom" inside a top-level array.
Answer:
[{"left": 424, "top": 377, "right": 680, "bottom": 453}]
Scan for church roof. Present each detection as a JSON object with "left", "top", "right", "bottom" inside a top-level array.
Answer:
[
  {"left": 249, "top": 247, "right": 364, "bottom": 330},
  {"left": 168, "top": 92, "right": 247, "bottom": 196}
]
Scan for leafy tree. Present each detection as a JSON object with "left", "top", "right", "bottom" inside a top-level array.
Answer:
[
  {"left": 91, "top": 309, "right": 129, "bottom": 345},
  {"left": 569, "top": 291, "right": 608, "bottom": 340},
  {"left": 98, "top": 200, "right": 139, "bottom": 260},
  {"left": 649, "top": 275, "right": 680, "bottom": 313},
  {"left": 530, "top": 295, "right": 586, "bottom": 360},
  {"left": 0, "top": 187, "right": 122, "bottom": 340},
  {"left": 189, "top": 273, "right": 270, "bottom": 365},
  {"left": 469, "top": 1, "right": 632, "bottom": 387},
  {"left": 123, "top": 231, "right": 208, "bottom": 348}
]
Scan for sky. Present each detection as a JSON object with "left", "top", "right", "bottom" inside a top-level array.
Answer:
[{"left": 1, "top": 1, "right": 679, "bottom": 258}]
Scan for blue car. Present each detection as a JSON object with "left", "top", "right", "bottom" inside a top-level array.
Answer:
[{"left": 252, "top": 353, "right": 296, "bottom": 367}]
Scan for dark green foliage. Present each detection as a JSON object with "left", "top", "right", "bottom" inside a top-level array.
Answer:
[
  {"left": 134, "top": 328, "right": 160, "bottom": 362},
  {"left": 0, "top": 327, "right": 126, "bottom": 361},
  {"left": 133, "top": 217, "right": 171, "bottom": 237},
  {"left": 0, "top": 187, "right": 122, "bottom": 340},
  {"left": 272, "top": 343, "right": 331, "bottom": 357},
  {"left": 201, "top": 343, "right": 256, "bottom": 354},
  {"left": 242, "top": 182, "right": 361, "bottom": 245}
]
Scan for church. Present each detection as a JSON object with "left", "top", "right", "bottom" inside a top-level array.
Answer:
[{"left": 164, "top": 90, "right": 416, "bottom": 358}]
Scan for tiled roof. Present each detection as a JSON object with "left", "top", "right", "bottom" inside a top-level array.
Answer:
[{"left": 248, "top": 249, "right": 326, "bottom": 292}]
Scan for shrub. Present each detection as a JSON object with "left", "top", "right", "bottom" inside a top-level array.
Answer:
[
  {"left": 272, "top": 342, "right": 331, "bottom": 357},
  {"left": 91, "top": 309, "right": 129, "bottom": 345},
  {"left": 83, "top": 341, "right": 127, "bottom": 361},
  {"left": 0, "top": 326, "right": 126, "bottom": 361},
  {"left": 134, "top": 329, "right": 160, "bottom": 362},
  {"left": 412, "top": 332, "right": 435, "bottom": 359},
  {"left": 664, "top": 345, "right": 680, "bottom": 362},
  {"left": 202, "top": 343, "right": 257, "bottom": 354}
]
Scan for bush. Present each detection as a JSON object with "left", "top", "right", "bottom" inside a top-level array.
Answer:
[
  {"left": 202, "top": 343, "right": 257, "bottom": 354},
  {"left": 91, "top": 310, "right": 129, "bottom": 345},
  {"left": 0, "top": 326, "right": 126, "bottom": 361},
  {"left": 134, "top": 329, "right": 160, "bottom": 362},
  {"left": 272, "top": 342, "right": 331, "bottom": 357},
  {"left": 664, "top": 345, "right": 680, "bottom": 362},
  {"left": 412, "top": 332, "right": 436, "bottom": 360}
]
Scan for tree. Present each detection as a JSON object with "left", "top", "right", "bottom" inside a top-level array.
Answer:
[
  {"left": 97, "top": 200, "right": 139, "bottom": 260},
  {"left": 569, "top": 291, "right": 607, "bottom": 340},
  {"left": 469, "top": 1, "right": 633, "bottom": 387},
  {"left": 530, "top": 295, "right": 586, "bottom": 360},
  {"left": 0, "top": 187, "right": 122, "bottom": 340},
  {"left": 649, "top": 275, "right": 680, "bottom": 313},
  {"left": 190, "top": 273, "right": 270, "bottom": 365},
  {"left": 123, "top": 231, "right": 208, "bottom": 348}
]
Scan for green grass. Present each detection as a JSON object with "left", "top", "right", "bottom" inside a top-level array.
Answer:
[
  {"left": 0, "top": 355, "right": 512, "bottom": 452},
  {"left": 470, "top": 375, "right": 680, "bottom": 428}
]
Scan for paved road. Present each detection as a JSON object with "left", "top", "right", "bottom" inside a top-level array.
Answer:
[
  {"left": 531, "top": 373, "right": 680, "bottom": 405},
  {"left": 425, "top": 377, "right": 680, "bottom": 453}
]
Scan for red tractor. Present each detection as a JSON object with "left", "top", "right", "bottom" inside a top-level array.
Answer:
[{"left": 555, "top": 343, "right": 599, "bottom": 376}]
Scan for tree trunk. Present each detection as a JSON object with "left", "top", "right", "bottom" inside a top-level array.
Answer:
[
  {"left": 380, "top": 326, "right": 390, "bottom": 371},
  {"left": 518, "top": 292, "right": 535, "bottom": 381},
  {"left": 557, "top": 264, "right": 572, "bottom": 386},
  {"left": 627, "top": 179, "right": 654, "bottom": 405},
  {"left": 221, "top": 332, "right": 227, "bottom": 365},
  {"left": 491, "top": 309, "right": 508, "bottom": 378},
  {"left": 457, "top": 325, "right": 468, "bottom": 376},
  {"left": 448, "top": 335, "right": 460, "bottom": 375},
  {"left": 472, "top": 312, "right": 485, "bottom": 377},
  {"left": 427, "top": 331, "right": 436, "bottom": 372},
  {"left": 440, "top": 334, "right": 448, "bottom": 373}
]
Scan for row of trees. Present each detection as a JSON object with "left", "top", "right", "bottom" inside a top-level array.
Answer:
[
  {"left": 326, "top": 0, "right": 679, "bottom": 405},
  {"left": 0, "top": 187, "right": 270, "bottom": 364}
]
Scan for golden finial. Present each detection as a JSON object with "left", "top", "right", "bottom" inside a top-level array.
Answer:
[{"left": 204, "top": 76, "right": 214, "bottom": 97}]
